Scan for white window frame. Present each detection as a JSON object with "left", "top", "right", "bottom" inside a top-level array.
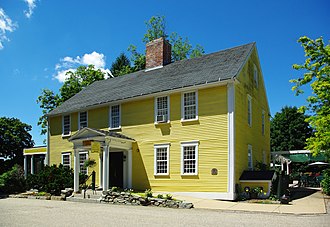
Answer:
[
  {"left": 247, "top": 95, "right": 252, "bottom": 127},
  {"left": 254, "top": 64, "right": 259, "bottom": 88},
  {"left": 248, "top": 145, "right": 253, "bottom": 170},
  {"left": 79, "top": 152, "right": 88, "bottom": 175},
  {"left": 262, "top": 110, "right": 265, "bottom": 135},
  {"left": 181, "top": 141, "right": 199, "bottom": 175},
  {"left": 181, "top": 91, "right": 198, "bottom": 121},
  {"left": 154, "top": 144, "right": 170, "bottom": 176},
  {"left": 61, "top": 152, "right": 71, "bottom": 168},
  {"left": 154, "top": 96, "right": 170, "bottom": 124},
  {"left": 62, "top": 114, "right": 71, "bottom": 136},
  {"left": 78, "top": 111, "right": 88, "bottom": 129},
  {"left": 109, "top": 104, "right": 121, "bottom": 129}
]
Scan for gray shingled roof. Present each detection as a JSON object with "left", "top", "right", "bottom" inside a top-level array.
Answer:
[{"left": 49, "top": 42, "right": 255, "bottom": 116}]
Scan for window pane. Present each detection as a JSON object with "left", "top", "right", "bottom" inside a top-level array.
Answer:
[
  {"left": 79, "top": 112, "right": 87, "bottom": 129},
  {"left": 156, "top": 147, "right": 168, "bottom": 174},
  {"left": 111, "top": 105, "right": 120, "bottom": 128},
  {"left": 63, "top": 115, "right": 70, "bottom": 135},
  {"left": 79, "top": 153, "right": 87, "bottom": 175},
  {"left": 183, "top": 145, "right": 196, "bottom": 174},
  {"left": 183, "top": 92, "right": 196, "bottom": 120},
  {"left": 156, "top": 97, "right": 168, "bottom": 122},
  {"left": 62, "top": 154, "right": 70, "bottom": 168}
]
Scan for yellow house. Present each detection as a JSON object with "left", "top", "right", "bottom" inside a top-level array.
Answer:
[{"left": 46, "top": 38, "right": 270, "bottom": 200}]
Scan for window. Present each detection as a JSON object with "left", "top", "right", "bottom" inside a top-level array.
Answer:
[
  {"left": 181, "top": 141, "right": 198, "bottom": 175},
  {"left": 254, "top": 64, "right": 258, "bottom": 88},
  {"left": 62, "top": 153, "right": 71, "bottom": 168},
  {"left": 62, "top": 115, "right": 71, "bottom": 136},
  {"left": 248, "top": 145, "right": 253, "bottom": 170},
  {"left": 262, "top": 110, "right": 265, "bottom": 135},
  {"left": 155, "top": 96, "right": 169, "bottom": 123},
  {"left": 154, "top": 144, "right": 170, "bottom": 175},
  {"left": 182, "top": 91, "right": 198, "bottom": 121},
  {"left": 110, "top": 105, "right": 121, "bottom": 129},
  {"left": 247, "top": 95, "right": 252, "bottom": 127},
  {"left": 79, "top": 111, "right": 88, "bottom": 129},
  {"left": 79, "top": 152, "right": 88, "bottom": 175}
]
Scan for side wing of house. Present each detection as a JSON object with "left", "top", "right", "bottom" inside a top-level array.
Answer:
[{"left": 234, "top": 46, "right": 271, "bottom": 186}]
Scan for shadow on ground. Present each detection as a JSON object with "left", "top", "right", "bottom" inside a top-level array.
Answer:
[{"left": 289, "top": 187, "right": 318, "bottom": 200}]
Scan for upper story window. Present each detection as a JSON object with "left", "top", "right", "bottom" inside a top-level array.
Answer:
[
  {"left": 181, "top": 141, "right": 199, "bottom": 175},
  {"left": 182, "top": 91, "right": 198, "bottom": 121},
  {"left": 79, "top": 152, "right": 88, "bottom": 175},
  {"left": 62, "top": 115, "right": 71, "bottom": 136},
  {"left": 247, "top": 95, "right": 252, "bottom": 127},
  {"left": 253, "top": 64, "right": 258, "bottom": 88},
  {"left": 110, "top": 105, "right": 121, "bottom": 129},
  {"left": 62, "top": 153, "right": 71, "bottom": 168},
  {"left": 248, "top": 145, "right": 253, "bottom": 170},
  {"left": 79, "top": 111, "right": 88, "bottom": 129},
  {"left": 262, "top": 110, "right": 265, "bottom": 135},
  {"left": 155, "top": 96, "right": 169, "bottom": 123},
  {"left": 154, "top": 144, "right": 170, "bottom": 175}
]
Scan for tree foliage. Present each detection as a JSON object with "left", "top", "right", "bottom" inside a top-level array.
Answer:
[
  {"left": 0, "top": 117, "right": 34, "bottom": 162},
  {"left": 270, "top": 106, "right": 313, "bottom": 151},
  {"left": 37, "top": 65, "right": 106, "bottom": 136},
  {"left": 0, "top": 165, "right": 26, "bottom": 194},
  {"left": 143, "top": 15, "right": 167, "bottom": 43},
  {"left": 110, "top": 53, "right": 132, "bottom": 77},
  {"left": 291, "top": 36, "right": 330, "bottom": 156}
]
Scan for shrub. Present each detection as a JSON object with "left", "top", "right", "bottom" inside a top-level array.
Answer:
[
  {"left": 145, "top": 189, "right": 153, "bottom": 197},
  {"left": 165, "top": 194, "right": 173, "bottom": 200},
  {"left": 0, "top": 165, "right": 26, "bottom": 194},
  {"left": 157, "top": 194, "right": 163, "bottom": 199},
  {"left": 321, "top": 169, "right": 330, "bottom": 195},
  {"left": 26, "top": 164, "right": 81, "bottom": 195}
]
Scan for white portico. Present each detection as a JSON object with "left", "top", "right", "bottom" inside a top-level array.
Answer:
[{"left": 68, "top": 128, "right": 134, "bottom": 192}]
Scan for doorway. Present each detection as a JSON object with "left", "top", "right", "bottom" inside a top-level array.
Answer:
[{"left": 109, "top": 152, "right": 123, "bottom": 188}]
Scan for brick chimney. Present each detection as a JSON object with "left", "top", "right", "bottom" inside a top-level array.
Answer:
[{"left": 145, "top": 37, "right": 171, "bottom": 70}]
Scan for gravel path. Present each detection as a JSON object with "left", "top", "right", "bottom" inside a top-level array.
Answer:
[{"left": 0, "top": 198, "right": 329, "bottom": 227}]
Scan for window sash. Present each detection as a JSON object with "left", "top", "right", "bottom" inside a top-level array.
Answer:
[
  {"left": 156, "top": 96, "right": 168, "bottom": 122},
  {"left": 62, "top": 153, "right": 71, "bottom": 168},
  {"left": 79, "top": 153, "right": 88, "bottom": 175},
  {"left": 248, "top": 96, "right": 252, "bottom": 126},
  {"left": 181, "top": 142, "right": 198, "bottom": 175},
  {"left": 155, "top": 147, "right": 168, "bottom": 174},
  {"left": 248, "top": 145, "right": 253, "bottom": 170},
  {"left": 63, "top": 115, "right": 70, "bottom": 135},
  {"left": 79, "top": 112, "right": 88, "bottom": 129},
  {"left": 110, "top": 105, "right": 120, "bottom": 128},
  {"left": 183, "top": 92, "right": 196, "bottom": 120}
]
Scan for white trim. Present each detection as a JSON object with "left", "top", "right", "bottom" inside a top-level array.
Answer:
[
  {"left": 154, "top": 95, "right": 170, "bottom": 124},
  {"left": 49, "top": 79, "right": 232, "bottom": 117},
  {"left": 227, "top": 82, "right": 235, "bottom": 200},
  {"left": 154, "top": 143, "right": 170, "bottom": 176},
  {"left": 248, "top": 144, "right": 253, "bottom": 170},
  {"left": 239, "top": 180, "right": 272, "bottom": 183},
  {"left": 109, "top": 104, "right": 121, "bottom": 130},
  {"left": 127, "top": 149, "right": 132, "bottom": 188},
  {"left": 61, "top": 152, "right": 71, "bottom": 169},
  {"left": 73, "top": 149, "right": 79, "bottom": 192},
  {"left": 181, "top": 90, "right": 198, "bottom": 121},
  {"left": 180, "top": 141, "right": 199, "bottom": 176},
  {"left": 62, "top": 114, "right": 71, "bottom": 137},
  {"left": 99, "top": 153, "right": 103, "bottom": 188},
  {"left": 23, "top": 152, "right": 47, "bottom": 156},
  {"left": 247, "top": 95, "right": 252, "bottom": 127},
  {"left": 78, "top": 111, "right": 88, "bottom": 130}
]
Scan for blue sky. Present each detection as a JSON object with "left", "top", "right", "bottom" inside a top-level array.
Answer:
[{"left": 0, "top": 0, "right": 329, "bottom": 146}]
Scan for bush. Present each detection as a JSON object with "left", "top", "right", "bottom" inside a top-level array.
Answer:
[
  {"left": 321, "top": 169, "right": 330, "bottom": 195},
  {"left": 0, "top": 165, "right": 26, "bottom": 194},
  {"left": 26, "top": 164, "right": 81, "bottom": 195},
  {"left": 145, "top": 189, "right": 153, "bottom": 197}
]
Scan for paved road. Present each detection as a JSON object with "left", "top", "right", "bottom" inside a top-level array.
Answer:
[{"left": 0, "top": 198, "right": 329, "bottom": 227}]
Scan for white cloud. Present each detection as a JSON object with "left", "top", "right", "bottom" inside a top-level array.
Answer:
[
  {"left": 53, "top": 51, "right": 110, "bottom": 83},
  {"left": 0, "top": 8, "right": 17, "bottom": 50},
  {"left": 23, "top": 0, "right": 37, "bottom": 18}
]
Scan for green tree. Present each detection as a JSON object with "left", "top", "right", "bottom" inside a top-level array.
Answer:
[
  {"left": 110, "top": 53, "right": 132, "bottom": 77},
  {"left": 143, "top": 15, "right": 167, "bottom": 44},
  {"left": 37, "top": 65, "right": 106, "bottom": 137},
  {"left": 270, "top": 106, "right": 313, "bottom": 151},
  {"left": 291, "top": 36, "right": 330, "bottom": 156},
  {"left": 0, "top": 117, "right": 34, "bottom": 170}
]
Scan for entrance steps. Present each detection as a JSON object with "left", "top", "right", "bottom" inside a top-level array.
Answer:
[{"left": 66, "top": 189, "right": 103, "bottom": 203}]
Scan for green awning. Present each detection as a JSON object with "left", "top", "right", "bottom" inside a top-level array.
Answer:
[{"left": 282, "top": 153, "right": 326, "bottom": 163}]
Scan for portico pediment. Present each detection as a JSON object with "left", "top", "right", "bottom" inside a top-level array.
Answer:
[{"left": 68, "top": 127, "right": 106, "bottom": 142}]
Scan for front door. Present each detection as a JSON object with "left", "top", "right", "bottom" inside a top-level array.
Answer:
[{"left": 109, "top": 152, "right": 123, "bottom": 188}]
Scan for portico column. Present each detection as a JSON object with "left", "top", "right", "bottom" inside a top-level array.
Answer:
[
  {"left": 286, "top": 162, "right": 290, "bottom": 175},
  {"left": 24, "top": 155, "right": 28, "bottom": 178},
  {"left": 31, "top": 155, "right": 34, "bottom": 174},
  {"left": 102, "top": 146, "right": 109, "bottom": 191},
  {"left": 127, "top": 149, "right": 132, "bottom": 189},
  {"left": 99, "top": 152, "right": 103, "bottom": 188},
  {"left": 74, "top": 149, "right": 80, "bottom": 192}
]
